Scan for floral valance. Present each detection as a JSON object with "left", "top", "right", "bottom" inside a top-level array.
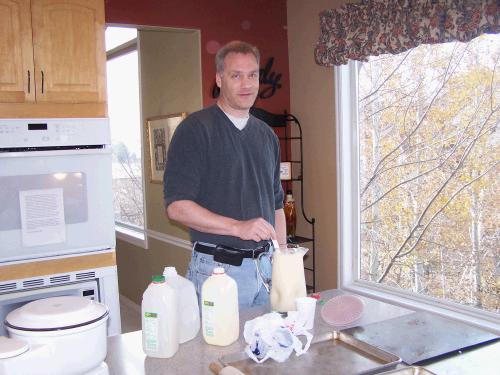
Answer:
[{"left": 315, "top": 0, "right": 499, "bottom": 66}]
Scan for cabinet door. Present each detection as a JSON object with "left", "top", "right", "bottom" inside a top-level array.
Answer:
[
  {"left": 31, "top": 0, "right": 106, "bottom": 104},
  {"left": 0, "top": 0, "right": 35, "bottom": 103}
]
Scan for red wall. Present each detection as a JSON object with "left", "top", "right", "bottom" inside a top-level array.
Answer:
[{"left": 105, "top": 0, "right": 290, "bottom": 115}]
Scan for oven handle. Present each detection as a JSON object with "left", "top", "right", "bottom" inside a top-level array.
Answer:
[{"left": 0, "top": 147, "right": 111, "bottom": 158}]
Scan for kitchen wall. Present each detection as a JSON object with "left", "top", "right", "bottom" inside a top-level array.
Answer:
[
  {"left": 105, "top": 0, "right": 290, "bottom": 113},
  {"left": 139, "top": 29, "right": 202, "bottom": 235},
  {"left": 286, "top": 0, "right": 352, "bottom": 290},
  {"left": 109, "top": 0, "right": 354, "bottom": 302},
  {"left": 117, "top": 29, "right": 202, "bottom": 303},
  {"left": 105, "top": 0, "right": 291, "bottom": 303}
]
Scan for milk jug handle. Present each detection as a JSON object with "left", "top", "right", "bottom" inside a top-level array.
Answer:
[{"left": 255, "top": 252, "right": 271, "bottom": 293}]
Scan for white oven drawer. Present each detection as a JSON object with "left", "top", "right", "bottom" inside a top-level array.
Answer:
[{"left": 0, "top": 280, "right": 99, "bottom": 336}]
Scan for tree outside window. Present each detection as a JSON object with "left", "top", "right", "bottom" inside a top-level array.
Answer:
[{"left": 357, "top": 34, "right": 499, "bottom": 313}]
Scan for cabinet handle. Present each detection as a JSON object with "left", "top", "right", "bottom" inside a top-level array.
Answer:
[
  {"left": 41, "top": 70, "right": 45, "bottom": 94},
  {"left": 27, "top": 70, "right": 31, "bottom": 93}
]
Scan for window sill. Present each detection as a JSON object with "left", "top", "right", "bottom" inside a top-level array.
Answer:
[
  {"left": 115, "top": 224, "right": 148, "bottom": 249},
  {"left": 342, "top": 281, "right": 500, "bottom": 335}
]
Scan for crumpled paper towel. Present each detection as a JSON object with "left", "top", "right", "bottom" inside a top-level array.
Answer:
[{"left": 243, "top": 311, "right": 313, "bottom": 363}]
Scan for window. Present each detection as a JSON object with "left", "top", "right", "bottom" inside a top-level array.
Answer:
[
  {"left": 337, "top": 34, "right": 499, "bottom": 329},
  {"left": 105, "top": 27, "right": 147, "bottom": 247}
]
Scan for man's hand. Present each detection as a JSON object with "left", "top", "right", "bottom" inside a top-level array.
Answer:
[
  {"left": 233, "top": 218, "right": 277, "bottom": 242},
  {"left": 167, "top": 201, "right": 278, "bottom": 242}
]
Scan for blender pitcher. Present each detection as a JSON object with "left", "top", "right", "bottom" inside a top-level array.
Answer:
[{"left": 270, "top": 246, "right": 308, "bottom": 312}]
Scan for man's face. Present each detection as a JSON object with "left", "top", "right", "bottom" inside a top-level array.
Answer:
[{"left": 216, "top": 52, "right": 259, "bottom": 116}]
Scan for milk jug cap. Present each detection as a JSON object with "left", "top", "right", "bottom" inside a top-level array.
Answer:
[
  {"left": 152, "top": 275, "right": 165, "bottom": 283},
  {"left": 212, "top": 267, "right": 225, "bottom": 275},
  {"left": 163, "top": 267, "right": 178, "bottom": 277}
]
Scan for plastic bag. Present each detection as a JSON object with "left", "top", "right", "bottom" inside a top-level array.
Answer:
[{"left": 243, "top": 311, "right": 313, "bottom": 363}]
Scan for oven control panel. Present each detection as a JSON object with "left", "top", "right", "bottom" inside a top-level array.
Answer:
[{"left": 0, "top": 118, "right": 110, "bottom": 148}]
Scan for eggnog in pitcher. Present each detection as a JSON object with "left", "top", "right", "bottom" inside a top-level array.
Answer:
[{"left": 270, "top": 246, "right": 307, "bottom": 312}]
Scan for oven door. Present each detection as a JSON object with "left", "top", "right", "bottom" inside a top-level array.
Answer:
[{"left": 0, "top": 148, "right": 115, "bottom": 263}]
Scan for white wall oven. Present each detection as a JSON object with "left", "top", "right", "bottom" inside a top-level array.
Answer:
[
  {"left": 0, "top": 118, "right": 120, "bottom": 336},
  {"left": 0, "top": 118, "right": 115, "bottom": 262}
]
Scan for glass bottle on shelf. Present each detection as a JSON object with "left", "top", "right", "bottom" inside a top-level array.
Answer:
[{"left": 284, "top": 191, "right": 296, "bottom": 241}]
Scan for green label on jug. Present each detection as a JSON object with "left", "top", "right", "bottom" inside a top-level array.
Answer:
[
  {"left": 144, "top": 312, "right": 158, "bottom": 318},
  {"left": 203, "top": 300, "right": 214, "bottom": 306}
]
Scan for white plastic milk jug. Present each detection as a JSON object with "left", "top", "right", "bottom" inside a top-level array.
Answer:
[
  {"left": 270, "top": 246, "right": 308, "bottom": 312},
  {"left": 201, "top": 267, "right": 239, "bottom": 346},
  {"left": 141, "top": 275, "right": 179, "bottom": 358},
  {"left": 163, "top": 266, "right": 200, "bottom": 343}
]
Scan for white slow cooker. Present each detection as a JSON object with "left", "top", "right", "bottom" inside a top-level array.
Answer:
[{"left": 0, "top": 296, "right": 109, "bottom": 375}]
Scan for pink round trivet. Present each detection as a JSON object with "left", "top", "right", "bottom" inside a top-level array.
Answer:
[{"left": 321, "top": 295, "right": 364, "bottom": 326}]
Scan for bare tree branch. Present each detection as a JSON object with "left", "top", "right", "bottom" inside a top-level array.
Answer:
[
  {"left": 361, "top": 44, "right": 468, "bottom": 197},
  {"left": 362, "top": 94, "right": 493, "bottom": 210},
  {"left": 377, "top": 110, "right": 495, "bottom": 282},
  {"left": 360, "top": 50, "right": 412, "bottom": 102},
  {"left": 490, "top": 54, "right": 499, "bottom": 112},
  {"left": 397, "top": 161, "right": 499, "bottom": 259}
]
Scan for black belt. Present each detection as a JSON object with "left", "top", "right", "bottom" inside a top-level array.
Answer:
[{"left": 193, "top": 242, "right": 270, "bottom": 266}]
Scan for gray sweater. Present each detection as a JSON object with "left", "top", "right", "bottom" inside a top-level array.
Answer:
[{"left": 163, "top": 105, "right": 284, "bottom": 249}]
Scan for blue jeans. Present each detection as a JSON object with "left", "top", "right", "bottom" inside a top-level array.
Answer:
[{"left": 186, "top": 243, "right": 273, "bottom": 309}]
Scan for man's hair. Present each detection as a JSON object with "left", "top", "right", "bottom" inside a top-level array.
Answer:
[{"left": 215, "top": 41, "right": 260, "bottom": 73}]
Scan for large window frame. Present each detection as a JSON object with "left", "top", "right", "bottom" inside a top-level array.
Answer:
[
  {"left": 106, "top": 31, "right": 148, "bottom": 249},
  {"left": 335, "top": 61, "right": 499, "bottom": 334}
]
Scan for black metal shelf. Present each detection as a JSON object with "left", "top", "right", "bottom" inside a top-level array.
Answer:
[
  {"left": 287, "top": 235, "right": 313, "bottom": 244},
  {"left": 250, "top": 107, "right": 317, "bottom": 292}
]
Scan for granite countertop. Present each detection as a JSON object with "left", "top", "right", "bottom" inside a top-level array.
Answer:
[{"left": 104, "top": 289, "right": 499, "bottom": 375}]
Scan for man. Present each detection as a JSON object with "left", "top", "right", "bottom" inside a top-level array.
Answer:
[{"left": 163, "top": 40, "right": 286, "bottom": 308}]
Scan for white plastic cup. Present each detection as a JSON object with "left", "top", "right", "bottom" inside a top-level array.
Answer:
[{"left": 295, "top": 296, "right": 317, "bottom": 330}]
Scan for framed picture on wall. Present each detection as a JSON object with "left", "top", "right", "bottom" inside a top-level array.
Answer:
[{"left": 146, "top": 112, "right": 187, "bottom": 183}]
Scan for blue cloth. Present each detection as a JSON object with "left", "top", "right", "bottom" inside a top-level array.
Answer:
[{"left": 186, "top": 244, "right": 273, "bottom": 309}]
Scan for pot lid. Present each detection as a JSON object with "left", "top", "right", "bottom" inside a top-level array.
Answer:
[
  {"left": 0, "top": 336, "right": 29, "bottom": 359},
  {"left": 5, "top": 296, "right": 108, "bottom": 331}
]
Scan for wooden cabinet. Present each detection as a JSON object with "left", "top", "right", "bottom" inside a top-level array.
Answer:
[
  {"left": 0, "top": 0, "right": 35, "bottom": 104},
  {"left": 0, "top": 0, "right": 106, "bottom": 118}
]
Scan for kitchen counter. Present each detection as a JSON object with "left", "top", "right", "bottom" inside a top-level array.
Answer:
[{"left": 105, "top": 289, "right": 499, "bottom": 374}]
